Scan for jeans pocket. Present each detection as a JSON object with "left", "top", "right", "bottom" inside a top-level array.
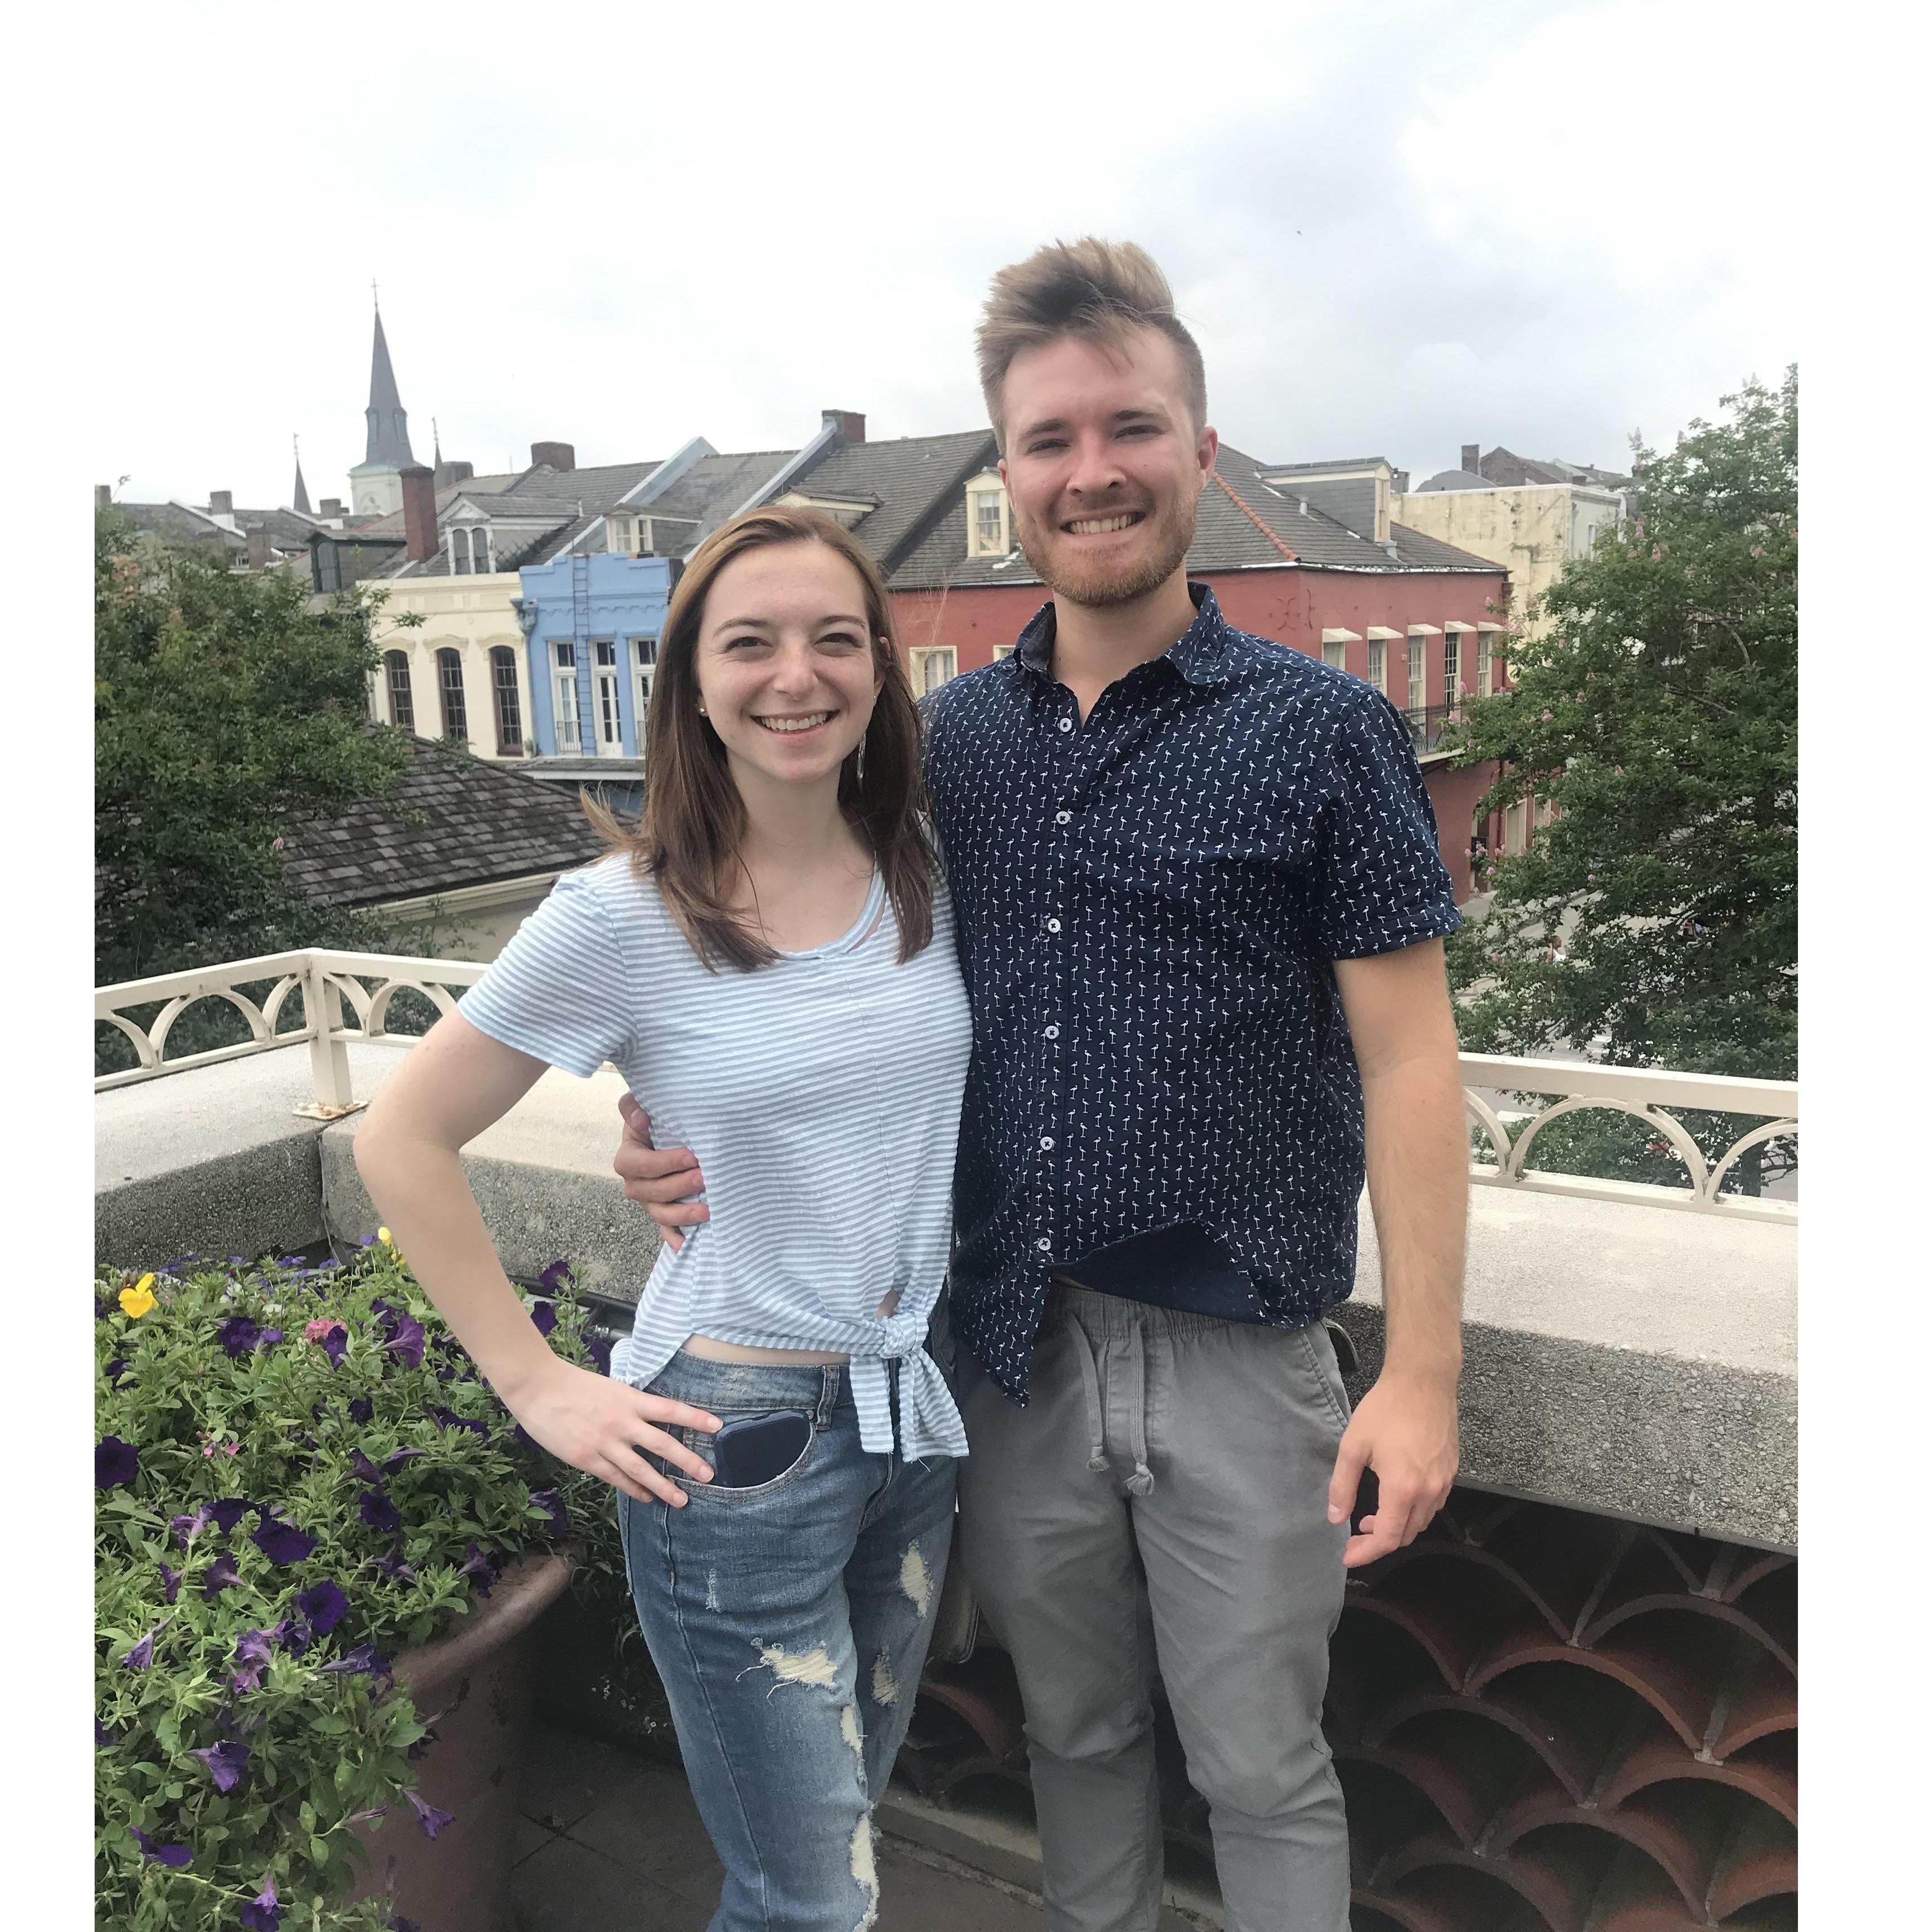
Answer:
[
  {"left": 689, "top": 1419, "right": 818, "bottom": 1499},
  {"left": 1298, "top": 1324, "right": 1352, "bottom": 1435}
]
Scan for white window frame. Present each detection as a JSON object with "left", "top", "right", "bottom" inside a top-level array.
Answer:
[
  {"left": 634, "top": 636, "right": 657, "bottom": 728},
  {"left": 992, "top": 643, "right": 1017, "bottom": 662},
  {"left": 1443, "top": 631, "right": 1461, "bottom": 704},
  {"left": 1478, "top": 633, "right": 1493, "bottom": 696},
  {"left": 1321, "top": 639, "right": 1346, "bottom": 670},
  {"left": 910, "top": 646, "right": 958, "bottom": 695},
  {"left": 1408, "top": 634, "right": 1427, "bottom": 712},
  {"left": 1366, "top": 638, "right": 1386, "bottom": 694},
  {"left": 593, "top": 639, "right": 623, "bottom": 754},
  {"left": 551, "top": 640, "right": 580, "bottom": 752},
  {"left": 964, "top": 475, "right": 1010, "bottom": 559}
]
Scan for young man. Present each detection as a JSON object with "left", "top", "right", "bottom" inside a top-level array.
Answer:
[{"left": 616, "top": 240, "right": 1468, "bottom": 1932}]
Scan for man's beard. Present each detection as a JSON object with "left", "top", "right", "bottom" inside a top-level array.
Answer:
[{"left": 1013, "top": 487, "right": 1199, "bottom": 610}]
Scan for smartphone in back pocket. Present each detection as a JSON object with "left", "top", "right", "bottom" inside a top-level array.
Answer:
[{"left": 710, "top": 1410, "right": 812, "bottom": 1488}]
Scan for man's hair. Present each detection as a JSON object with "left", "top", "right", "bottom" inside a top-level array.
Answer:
[{"left": 976, "top": 238, "right": 1207, "bottom": 451}]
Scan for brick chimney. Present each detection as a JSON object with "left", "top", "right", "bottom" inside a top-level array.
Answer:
[
  {"left": 530, "top": 440, "right": 576, "bottom": 472},
  {"left": 319, "top": 497, "right": 344, "bottom": 519},
  {"left": 209, "top": 489, "right": 234, "bottom": 517},
  {"left": 822, "top": 410, "right": 866, "bottom": 443},
  {"left": 245, "top": 525, "right": 271, "bottom": 569},
  {"left": 1461, "top": 444, "right": 1480, "bottom": 477},
  {"left": 95, "top": 484, "right": 112, "bottom": 510},
  {"left": 399, "top": 465, "right": 438, "bottom": 562}
]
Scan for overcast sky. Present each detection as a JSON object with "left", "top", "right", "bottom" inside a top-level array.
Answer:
[{"left": 84, "top": 0, "right": 1794, "bottom": 510}]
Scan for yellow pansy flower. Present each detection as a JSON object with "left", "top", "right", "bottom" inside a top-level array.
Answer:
[
  {"left": 119, "top": 1276, "right": 157, "bottom": 1319},
  {"left": 377, "top": 1227, "right": 393, "bottom": 1246}
]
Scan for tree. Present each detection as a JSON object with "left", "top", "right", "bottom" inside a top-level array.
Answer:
[
  {"left": 96, "top": 514, "right": 413, "bottom": 1062},
  {"left": 1445, "top": 372, "right": 1797, "bottom": 1190}
]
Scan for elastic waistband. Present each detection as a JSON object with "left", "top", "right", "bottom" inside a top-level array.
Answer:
[{"left": 1044, "top": 1279, "right": 1255, "bottom": 1342}]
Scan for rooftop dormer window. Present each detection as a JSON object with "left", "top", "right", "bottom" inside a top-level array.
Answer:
[
  {"left": 964, "top": 473, "right": 1010, "bottom": 559},
  {"left": 447, "top": 525, "right": 495, "bottom": 575}
]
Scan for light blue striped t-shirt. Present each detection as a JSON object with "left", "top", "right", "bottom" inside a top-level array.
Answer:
[{"left": 458, "top": 853, "right": 974, "bottom": 1460}]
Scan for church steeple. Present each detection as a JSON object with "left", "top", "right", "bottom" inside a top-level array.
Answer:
[
  {"left": 363, "top": 298, "right": 416, "bottom": 469},
  {"left": 292, "top": 435, "right": 312, "bottom": 515}
]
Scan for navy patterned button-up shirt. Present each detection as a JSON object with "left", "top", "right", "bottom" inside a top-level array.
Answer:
[{"left": 923, "top": 584, "right": 1461, "bottom": 1404}]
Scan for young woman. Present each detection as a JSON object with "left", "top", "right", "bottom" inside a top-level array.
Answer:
[{"left": 354, "top": 506, "right": 973, "bottom": 1932}]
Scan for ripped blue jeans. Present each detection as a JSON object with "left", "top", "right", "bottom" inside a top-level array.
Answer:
[{"left": 617, "top": 1351, "right": 956, "bottom": 1932}]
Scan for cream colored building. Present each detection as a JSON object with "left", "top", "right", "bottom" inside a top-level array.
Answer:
[
  {"left": 1391, "top": 477, "right": 1623, "bottom": 641},
  {"left": 367, "top": 573, "right": 533, "bottom": 762}
]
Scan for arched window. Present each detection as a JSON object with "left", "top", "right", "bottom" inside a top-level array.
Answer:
[
  {"left": 384, "top": 651, "right": 415, "bottom": 731},
  {"left": 490, "top": 647, "right": 523, "bottom": 754},
  {"left": 436, "top": 649, "right": 468, "bottom": 742}
]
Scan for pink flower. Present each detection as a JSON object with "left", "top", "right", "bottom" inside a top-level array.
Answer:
[{"left": 304, "top": 1317, "right": 346, "bottom": 1344}]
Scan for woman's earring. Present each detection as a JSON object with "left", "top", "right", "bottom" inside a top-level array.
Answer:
[{"left": 697, "top": 704, "right": 707, "bottom": 716}]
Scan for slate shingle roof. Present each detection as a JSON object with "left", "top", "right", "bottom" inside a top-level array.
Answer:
[
  {"left": 279, "top": 732, "right": 609, "bottom": 908},
  {"left": 787, "top": 430, "right": 1001, "bottom": 569}
]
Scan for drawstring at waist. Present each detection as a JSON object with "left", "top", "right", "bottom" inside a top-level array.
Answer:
[{"left": 1065, "top": 1308, "right": 1156, "bottom": 1497}]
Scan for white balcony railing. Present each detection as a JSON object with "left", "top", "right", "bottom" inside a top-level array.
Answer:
[{"left": 96, "top": 951, "right": 1798, "bottom": 1221}]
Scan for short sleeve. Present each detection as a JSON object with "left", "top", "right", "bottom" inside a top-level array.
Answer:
[
  {"left": 1308, "top": 690, "right": 1463, "bottom": 960},
  {"left": 457, "top": 867, "right": 633, "bottom": 1077}
]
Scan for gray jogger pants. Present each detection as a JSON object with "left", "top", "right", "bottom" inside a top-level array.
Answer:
[{"left": 953, "top": 1283, "right": 1352, "bottom": 1932}]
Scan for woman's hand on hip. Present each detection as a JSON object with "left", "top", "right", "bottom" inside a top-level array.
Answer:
[{"left": 509, "top": 1356, "right": 722, "bottom": 1506}]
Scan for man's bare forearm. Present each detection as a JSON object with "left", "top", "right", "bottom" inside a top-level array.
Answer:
[{"left": 1359, "top": 1046, "right": 1467, "bottom": 1387}]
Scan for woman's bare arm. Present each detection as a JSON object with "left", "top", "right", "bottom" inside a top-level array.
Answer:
[{"left": 354, "top": 1009, "right": 720, "bottom": 1504}]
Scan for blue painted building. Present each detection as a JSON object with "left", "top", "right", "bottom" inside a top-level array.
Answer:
[{"left": 514, "top": 551, "right": 678, "bottom": 759}]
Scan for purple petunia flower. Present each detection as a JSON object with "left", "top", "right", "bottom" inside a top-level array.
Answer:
[
  {"left": 158, "top": 1562, "right": 182, "bottom": 1605},
  {"left": 538, "top": 1258, "right": 572, "bottom": 1293},
  {"left": 320, "top": 1642, "right": 392, "bottom": 1677},
  {"left": 390, "top": 1917, "right": 422, "bottom": 1932},
  {"left": 260, "top": 1328, "right": 283, "bottom": 1347},
  {"left": 359, "top": 1488, "right": 403, "bottom": 1533},
  {"left": 383, "top": 1446, "right": 426, "bottom": 1471},
  {"left": 130, "top": 1826, "right": 192, "bottom": 1868},
  {"left": 586, "top": 1333, "right": 615, "bottom": 1376},
  {"left": 429, "top": 1406, "right": 487, "bottom": 1437},
  {"left": 190, "top": 1738, "right": 250, "bottom": 1793},
  {"left": 294, "top": 1581, "right": 349, "bottom": 1637},
  {"left": 96, "top": 1718, "right": 117, "bottom": 1748},
  {"left": 203, "top": 1553, "right": 242, "bottom": 1598},
  {"left": 349, "top": 1449, "right": 383, "bottom": 1485},
  {"left": 104, "top": 1357, "right": 128, "bottom": 1387},
  {"left": 513, "top": 1423, "right": 541, "bottom": 1458},
  {"left": 529, "top": 1300, "right": 558, "bottom": 1338},
  {"left": 406, "top": 1792, "right": 455, "bottom": 1840},
  {"left": 382, "top": 1313, "right": 426, "bottom": 1370},
  {"left": 170, "top": 1503, "right": 213, "bottom": 1547},
  {"left": 232, "top": 1628, "right": 274, "bottom": 1693},
  {"left": 270, "top": 1613, "right": 314, "bottom": 1655},
  {"left": 250, "top": 1515, "right": 315, "bottom": 1566},
  {"left": 349, "top": 1396, "right": 373, "bottom": 1424},
  {"left": 458, "top": 1544, "right": 497, "bottom": 1598},
  {"left": 96, "top": 1436, "right": 139, "bottom": 1488},
  {"left": 371, "top": 1553, "right": 415, "bottom": 1583},
  {"left": 211, "top": 1497, "right": 255, "bottom": 1534},
  {"left": 322, "top": 1326, "right": 348, "bottom": 1368},
  {"left": 216, "top": 1315, "right": 262, "bottom": 1357},
  {"left": 240, "top": 1878, "right": 281, "bottom": 1930},
  {"left": 528, "top": 1490, "right": 569, "bottom": 1535},
  {"left": 121, "top": 1618, "right": 171, "bottom": 1670}
]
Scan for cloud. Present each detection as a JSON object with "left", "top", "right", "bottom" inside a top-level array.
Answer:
[{"left": 85, "top": 0, "right": 1791, "bottom": 508}]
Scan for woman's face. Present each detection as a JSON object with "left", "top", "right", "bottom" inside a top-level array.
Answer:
[{"left": 692, "top": 541, "right": 884, "bottom": 796}]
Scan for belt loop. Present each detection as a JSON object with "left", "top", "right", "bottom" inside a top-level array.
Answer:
[
  {"left": 817, "top": 1365, "right": 838, "bottom": 1428},
  {"left": 1068, "top": 1315, "right": 1109, "bottom": 1474}
]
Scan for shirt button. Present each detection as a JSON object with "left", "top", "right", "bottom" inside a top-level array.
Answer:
[
  {"left": 1044, "top": 1024, "right": 1060, "bottom": 1039},
  {"left": 1036, "top": 1237, "right": 1053, "bottom": 1253},
  {"left": 1057, "top": 717, "right": 1074, "bottom": 733},
  {"left": 1045, "top": 918, "right": 1062, "bottom": 934},
  {"left": 1039, "top": 1136, "right": 1055, "bottom": 1151},
  {"left": 1055, "top": 810, "right": 1071, "bottom": 825}
]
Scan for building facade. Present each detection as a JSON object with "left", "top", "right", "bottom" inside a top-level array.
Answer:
[{"left": 514, "top": 550, "right": 677, "bottom": 759}]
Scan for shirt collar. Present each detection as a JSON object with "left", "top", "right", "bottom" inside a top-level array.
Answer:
[{"left": 1010, "top": 582, "right": 1232, "bottom": 691}]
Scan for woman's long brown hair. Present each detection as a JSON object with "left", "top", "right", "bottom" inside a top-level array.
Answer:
[{"left": 583, "top": 505, "right": 936, "bottom": 972}]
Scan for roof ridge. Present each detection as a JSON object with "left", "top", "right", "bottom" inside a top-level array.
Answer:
[{"left": 1210, "top": 471, "right": 1297, "bottom": 562}]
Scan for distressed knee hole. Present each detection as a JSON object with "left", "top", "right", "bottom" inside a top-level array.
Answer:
[
  {"left": 840, "top": 1702, "right": 863, "bottom": 1755},
  {"left": 751, "top": 1642, "right": 838, "bottom": 1690},
  {"left": 849, "top": 1813, "right": 879, "bottom": 1929},
  {"left": 898, "top": 1544, "right": 932, "bottom": 1618},
  {"left": 871, "top": 1651, "right": 899, "bottom": 1708}
]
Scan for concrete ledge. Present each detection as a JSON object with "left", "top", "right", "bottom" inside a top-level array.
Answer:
[{"left": 94, "top": 1042, "right": 1796, "bottom": 1550}]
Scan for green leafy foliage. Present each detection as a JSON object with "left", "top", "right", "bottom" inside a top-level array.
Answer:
[
  {"left": 95, "top": 1246, "right": 621, "bottom": 1930},
  {"left": 1446, "top": 371, "right": 1797, "bottom": 1105},
  {"left": 94, "top": 512, "right": 411, "bottom": 991}
]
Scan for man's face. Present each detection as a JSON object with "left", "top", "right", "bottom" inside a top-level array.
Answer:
[{"left": 998, "top": 328, "right": 1216, "bottom": 609}]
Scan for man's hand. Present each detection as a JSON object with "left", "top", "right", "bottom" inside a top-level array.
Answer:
[
  {"left": 614, "top": 1094, "right": 707, "bottom": 1253},
  {"left": 1326, "top": 1369, "right": 1459, "bottom": 1569}
]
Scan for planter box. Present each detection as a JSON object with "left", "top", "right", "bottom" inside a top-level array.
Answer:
[{"left": 350, "top": 1550, "right": 573, "bottom": 1932}]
